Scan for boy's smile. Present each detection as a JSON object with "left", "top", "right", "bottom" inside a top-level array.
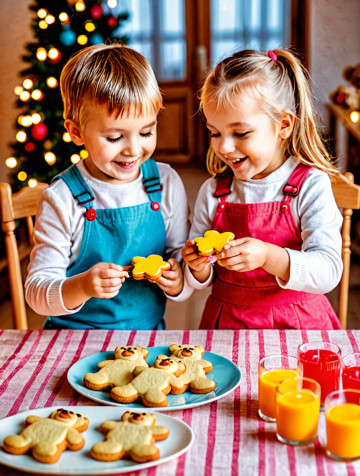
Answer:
[{"left": 66, "top": 105, "right": 158, "bottom": 184}]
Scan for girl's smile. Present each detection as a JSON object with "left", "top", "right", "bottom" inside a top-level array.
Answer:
[{"left": 204, "top": 94, "right": 288, "bottom": 180}]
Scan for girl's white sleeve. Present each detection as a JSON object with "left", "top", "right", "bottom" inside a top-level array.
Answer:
[
  {"left": 25, "top": 185, "right": 84, "bottom": 316},
  {"left": 184, "top": 178, "right": 216, "bottom": 290},
  {"left": 279, "top": 170, "right": 343, "bottom": 293}
]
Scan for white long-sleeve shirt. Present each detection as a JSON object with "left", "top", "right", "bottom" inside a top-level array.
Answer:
[
  {"left": 25, "top": 160, "right": 192, "bottom": 316},
  {"left": 185, "top": 157, "right": 343, "bottom": 294}
]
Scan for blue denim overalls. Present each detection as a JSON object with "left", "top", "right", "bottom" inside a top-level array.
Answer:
[{"left": 44, "top": 159, "right": 167, "bottom": 330}]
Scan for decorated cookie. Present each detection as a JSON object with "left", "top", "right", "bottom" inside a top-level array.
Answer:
[
  {"left": 90, "top": 411, "right": 169, "bottom": 463},
  {"left": 194, "top": 230, "right": 235, "bottom": 256},
  {"left": 83, "top": 346, "right": 149, "bottom": 391},
  {"left": 110, "top": 355, "right": 187, "bottom": 407},
  {"left": 168, "top": 344, "right": 215, "bottom": 394},
  {"left": 3, "top": 409, "right": 89, "bottom": 464},
  {"left": 131, "top": 255, "right": 171, "bottom": 282}
]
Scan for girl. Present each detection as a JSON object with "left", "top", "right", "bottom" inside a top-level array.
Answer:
[
  {"left": 182, "top": 48, "right": 343, "bottom": 329},
  {"left": 25, "top": 43, "right": 190, "bottom": 329}
]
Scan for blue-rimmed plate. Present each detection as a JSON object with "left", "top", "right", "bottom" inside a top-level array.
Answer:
[
  {"left": 0, "top": 405, "right": 194, "bottom": 475},
  {"left": 67, "top": 346, "right": 241, "bottom": 411}
]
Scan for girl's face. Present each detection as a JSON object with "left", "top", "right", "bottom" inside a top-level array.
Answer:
[
  {"left": 204, "top": 94, "right": 289, "bottom": 180},
  {"left": 66, "top": 105, "right": 157, "bottom": 184}
]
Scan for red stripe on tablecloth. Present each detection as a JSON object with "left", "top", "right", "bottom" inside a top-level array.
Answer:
[
  {"left": 205, "top": 329, "right": 213, "bottom": 351},
  {"left": 29, "top": 330, "right": 74, "bottom": 410},
  {"left": 0, "top": 330, "right": 32, "bottom": 378},
  {"left": 127, "top": 330, "right": 136, "bottom": 346},
  {"left": 346, "top": 465, "right": 357, "bottom": 476},
  {"left": 100, "top": 330, "right": 113, "bottom": 352},
  {"left": 231, "top": 330, "right": 240, "bottom": 476},
  {"left": 245, "top": 330, "right": 252, "bottom": 419},
  {"left": 148, "top": 329, "right": 156, "bottom": 347},
  {"left": 175, "top": 408, "right": 193, "bottom": 476},
  {"left": 0, "top": 331, "right": 42, "bottom": 401},
  {"left": 301, "top": 329, "right": 308, "bottom": 344},
  {"left": 281, "top": 330, "right": 297, "bottom": 476},
  {"left": 347, "top": 330, "right": 360, "bottom": 353},
  {"left": 8, "top": 331, "right": 61, "bottom": 416},
  {"left": 46, "top": 330, "right": 90, "bottom": 407},
  {"left": 175, "top": 329, "right": 207, "bottom": 476},
  {"left": 258, "top": 329, "right": 266, "bottom": 476}
]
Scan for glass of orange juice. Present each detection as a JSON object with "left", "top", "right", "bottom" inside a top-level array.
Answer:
[
  {"left": 325, "top": 389, "right": 360, "bottom": 461},
  {"left": 276, "top": 377, "right": 321, "bottom": 445},
  {"left": 258, "top": 355, "right": 301, "bottom": 422}
]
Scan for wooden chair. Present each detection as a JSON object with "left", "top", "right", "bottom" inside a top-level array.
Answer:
[
  {"left": 331, "top": 172, "right": 360, "bottom": 329},
  {"left": 0, "top": 181, "right": 48, "bottom": 330}
]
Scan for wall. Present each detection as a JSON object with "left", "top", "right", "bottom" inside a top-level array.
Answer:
[
  {"left": 0, "top": 1, "right": 33, "bottom": 183},
  {"left": 308, "top": 0, "right": 360, "bottom": 124}
]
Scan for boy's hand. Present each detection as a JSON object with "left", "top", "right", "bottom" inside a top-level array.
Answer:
[
  {"left": 62, "top": 263, "right": 130, "bottom": 310},
  {"left": 83, "top": 262, "right": 130, "bottom": 298},
  {"left": 181, "top": 239, "right": 212, "bottom": 283},
  {"left": 156, "top": 258, "right": 183, "bottom": 296}
]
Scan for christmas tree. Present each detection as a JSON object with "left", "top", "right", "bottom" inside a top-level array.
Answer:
[{"left": 6, "top": 0, "right": 128, "bottom": 190}]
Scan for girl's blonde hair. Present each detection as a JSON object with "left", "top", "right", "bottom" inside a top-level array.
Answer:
[
  {"left": 200, "top": 48, "right": 340, "bottom": 180},
  {"left": 60, "top": 43, "right": 163, "bottom": 128}
]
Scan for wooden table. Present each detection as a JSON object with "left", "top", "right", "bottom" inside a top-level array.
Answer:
[{"left": 0, "top": 329, "right": 359, "bottom": 476}]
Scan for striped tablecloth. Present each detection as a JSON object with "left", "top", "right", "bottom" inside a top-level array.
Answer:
[{"left": 0, "top": 328, "right": 359, "bottom": 476}]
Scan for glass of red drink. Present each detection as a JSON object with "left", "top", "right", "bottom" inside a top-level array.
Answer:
[
  {"left": 342, "top": 353, "right": 360, "bottom": 391},
  {"left": 298, "top": 341, "right": 341, "bottom": 404}
]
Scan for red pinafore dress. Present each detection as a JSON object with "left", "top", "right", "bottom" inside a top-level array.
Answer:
[{"left": 200, "top": 163, "right": 342, "bottom": 330}]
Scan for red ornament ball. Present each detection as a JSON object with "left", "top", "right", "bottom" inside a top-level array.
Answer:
[
  {"left": 25, "top": 142, "right": 36, "bottom": 152},
  {"left": 107, "top": 16, "right": 117, "bottom": 27},
  {"left": 90, "top": 5, "right": 103, "bottom": 19},
  {"left": 31, "top": 122, "right": 48, "bottom": 141}
]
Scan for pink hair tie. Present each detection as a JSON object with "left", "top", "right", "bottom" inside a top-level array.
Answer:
[{"left": 267, "top": 50, "right": 277, "bottom": 62}]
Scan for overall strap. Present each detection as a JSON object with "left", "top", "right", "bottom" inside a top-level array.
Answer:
[
  {"left": 141, "top": 159, "right": 162, "bottom": 203},
  {"left": 214, "top": 172, "right": 233, "bottom": 203},
  {"left": 52, "top": 164, "right": 94, "bottom": 209},
  {"left": 280, "top": 162, "right": 311, "bottom": 213}
]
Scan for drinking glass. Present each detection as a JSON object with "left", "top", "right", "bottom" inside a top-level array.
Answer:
[
  {"left": 298, "top": 341, "right": 341, "bottom": 404},
  {"left": 276, "top": 377, "right": 321, "bottom": 445},
  {"left": 342, "top": 353, "right": 360, "bottom": 391},
  {"left": 325, "top": 389, "right": 360, "bottom": 461},
  {"left": 258, "top": 354, "right": 301, "bottom": 422}
]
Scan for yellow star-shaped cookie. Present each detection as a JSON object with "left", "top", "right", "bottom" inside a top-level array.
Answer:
[
  {"left": 194, "top": 230, "right": 235, "bottom": 256},
  {"left": 132, "top": 255, "right": 171, "bottom": 282}
]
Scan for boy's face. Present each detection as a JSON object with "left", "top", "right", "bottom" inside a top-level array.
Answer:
[{"left": 66, "top": 105, "right": 158, "bottom": 184}]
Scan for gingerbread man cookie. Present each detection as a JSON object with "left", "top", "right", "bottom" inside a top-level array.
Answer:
[
  {"left": 110, "top": 355, "right": 187, "bottom": 407},
  {"left": 3, "top": 409, "right": 89, "bottom": 464},
  {"left": 194, "top": 230, "right": 235, "bottom": 256},
  {"left": 168, "top": 344, "right": 215, "bottom": 394},
  {"left": 83, "top": 346, "right": 149, "bottom": 391},
  {"left": 90, "top": 411, "right": 169, "bottom": 463},
  {"left": 132, "top": 255, "right": 171, "bottom": 282}
]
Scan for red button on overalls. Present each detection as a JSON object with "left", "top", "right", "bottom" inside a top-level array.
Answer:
[
  {"left": 151, "top": 202, "right": 160, "bottom": 211},
  {"left": 280, "top": 203, "right": 289, "bottom": 213},
  {"left": 85, "top": 208, "right": 97, "bottom": 221}
]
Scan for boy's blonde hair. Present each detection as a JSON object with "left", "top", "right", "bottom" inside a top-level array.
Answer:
[
  {"left": 60, "top": 43, "right": 163, "bottom": 128},
  {"left": 200, "top": 48, "right": 340, "bottom": 179}
]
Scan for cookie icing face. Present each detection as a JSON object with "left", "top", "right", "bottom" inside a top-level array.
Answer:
[
  {"left": 194, "top": 230, "right": 235, "bottom": 256},
  {"left": 153, "top": 357, "right": 179, "bottom": 373},
  {"left": 121, "top": 411, "right": 157, "bottom": 426},
  {"left": 169, "top": 345, "right": 204, "bottom": 360},
  {"left": 131, "top": 255, "right": 171, "bottom": 282},
  {"left": 114, "top": 346, "right": 149, "bottom": 361}
]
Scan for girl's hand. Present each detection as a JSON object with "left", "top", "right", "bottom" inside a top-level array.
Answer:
[
  {"left": 216, "top": 238, "right": 267, "bottom": 272},
  {"left": 62, "top": 263, "right": 130, "bottom": 310},
  {"left": 156, "top": 258, "right": 183, "bottom": 296},
  {"left": 217, "top": 238, "right": 290, "bottom": 281},
  {"left": 181, "top": 239, "right": 212, "bottom": 283}
]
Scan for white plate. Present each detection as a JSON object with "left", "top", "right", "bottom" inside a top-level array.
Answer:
[
  {"left": 0, "top": 405, "right": 194, "bottom": 475},
  {"left": 67, "top": 346, "right": 241, "bottom": 411}
]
